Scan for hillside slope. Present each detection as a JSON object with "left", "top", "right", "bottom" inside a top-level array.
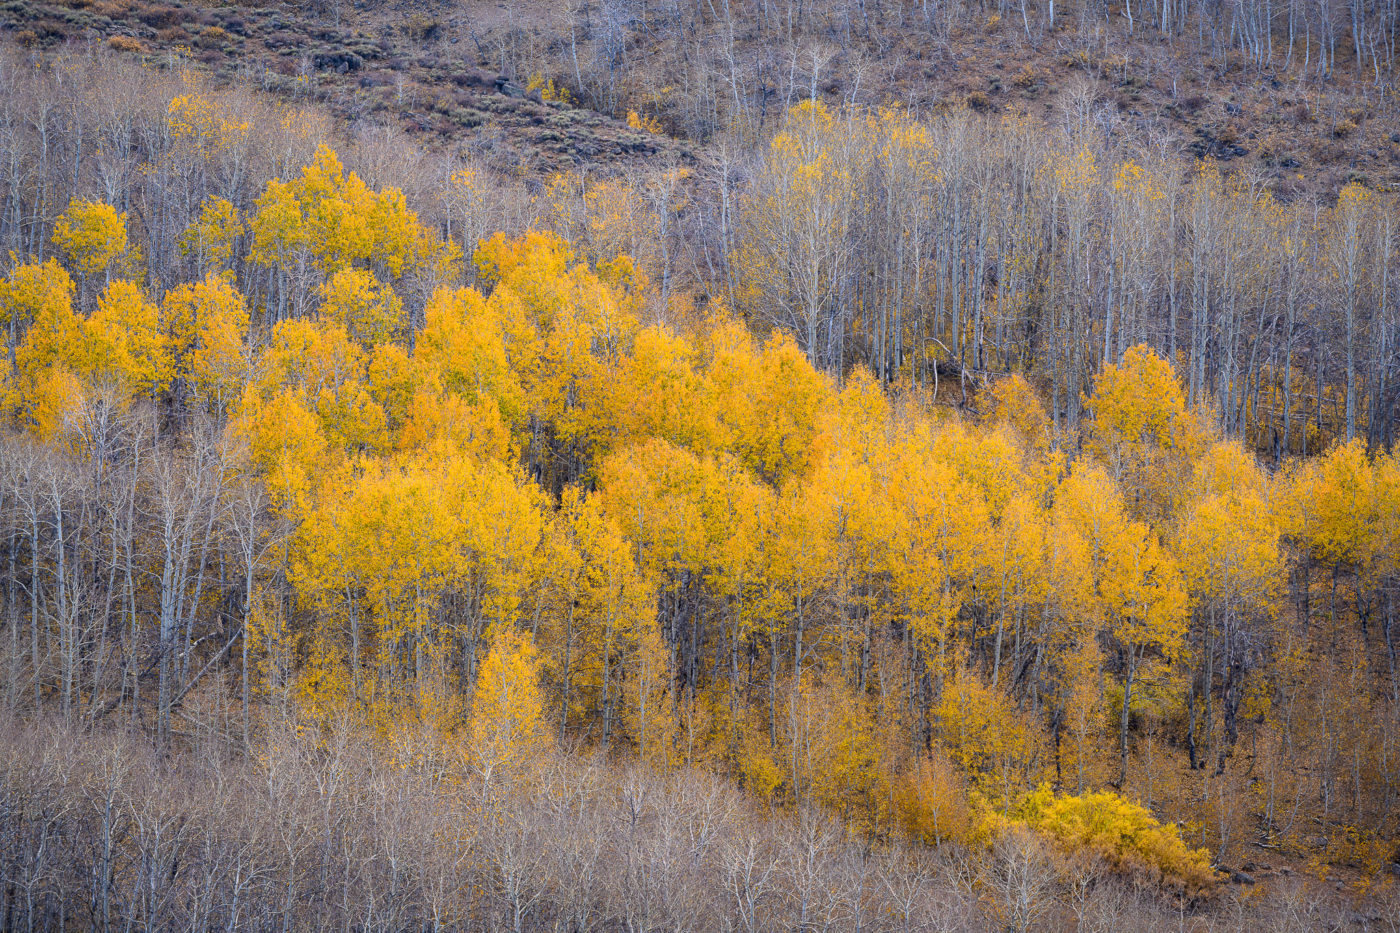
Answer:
[{"left": 4, "top": 0, "right": 1399, "bottom": 197}]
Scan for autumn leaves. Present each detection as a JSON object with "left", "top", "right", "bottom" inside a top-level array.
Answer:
[{"left": 4, "top": 133, "right": 1400, "bottom": 884}]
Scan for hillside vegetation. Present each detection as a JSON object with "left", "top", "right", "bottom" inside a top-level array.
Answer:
[{"left": 0, "top": 4, "right": 1397, "bottom": 929}]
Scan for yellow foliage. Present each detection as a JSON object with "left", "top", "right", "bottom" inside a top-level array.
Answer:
[
  {"left": 897, "top": 748, "right": 975, "bottom": 846},
  {"left": 167, "top": 89, "right": 251, "bottom": 162},
  {"left": 162, "top": 273, "right": 250, "bottom": 409},
  {"left": 2, "top": 195, "right": 1376, "bottom": 887},
  {"left": 469, "top": 625, "right": 552, "bottom": 782},
  {"left": 248, "top": 144, "right": 459, "bottom": 284},
  {"left": 1086, "top": 344, "right": 1205, "bottom": 522},
  {"left": 936, "top": 666, "right": 1040, "bottom": 801},
  {"left": 987, "top": 785, "right": 1215, "bottom": 896},
  {"left": 179, "top": 196, "right": 243, "bottom": 275},
  {"left": 1177, "top": 441, "right": 1282, "bottom": 614},
  {"left": 707, "top": 323, "right": 831, "bottom": 486},
  {"left": 1284, "top": 438, "right": 1397, "bottom": 573},
  {"left": 414, "top": 284, "right": 524, "bottom": 428},
  {"left": 1, "top": 260, "right": 81, "bottom": 431},
  {"left": 291, "top": 454, "right": 548, "bottom": 689},
  {"left": 525, "top": 73, "right": 574, "bottom": 105},
  {"left": 319, "top": 267, "right": 404, "bottom": 347},
  {"left": 794, "top": 675, "right": 884, "bottom": 826},
  {"left": 986, "top": 372, "right": 1051, "bottom": 450},
  {"left": 233, "top": 388, "right": 327, "bottom": 513},
  {"left": 51, "top": 198, "right": 130, "bottom": 280},
  {"left": 1088, "top": 345, "right": 1196, "bottom": 454},
  {"left": 626, "top": 110, "right": 663, "bottom": 134},
  {"left": 82, "top": 280, "right": 170, "bottom": 396}
]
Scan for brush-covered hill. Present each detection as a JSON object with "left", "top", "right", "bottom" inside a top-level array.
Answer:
[{"left": 3, "top": 0, "right": 1399, "bottom": 196}]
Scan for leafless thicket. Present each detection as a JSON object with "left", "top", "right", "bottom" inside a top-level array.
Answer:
[{"left": 0, "top": 713, "right": 1377, "bottom": 932}]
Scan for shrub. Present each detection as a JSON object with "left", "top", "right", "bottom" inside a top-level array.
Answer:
[
  {"left": 896, "top": 750, "right": 975, "bottom": 847},
  {"left": 402, "top": 14, "right": 441, "bottom": 42},
  {"left": 984, "top": 786, "right": 1216, "bottom": 897},
  {"left": 137, "top": 5, "right": 186, "bottom": 28},
  {"left": 107, "top": 34, "right": 143, "bottom": 53},
  {"left": 626, "top": 110, "right": 662, "bottom": 133},
  {"left": 196, "top": 26, "right": 230, "bottom": 49}
]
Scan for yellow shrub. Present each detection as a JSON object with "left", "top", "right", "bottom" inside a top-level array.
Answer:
[
  {"left": 986, "top": 786, "right": 1216, "bottom": 896},
  {"left": 627, "top": 110, "right": 663, "bottom": 134},
  {"left": 526, "top": 73, "right": 574, "bottom": 105},
  {"left": 108, "top": 35, "right": 144, "bottom": 54}
]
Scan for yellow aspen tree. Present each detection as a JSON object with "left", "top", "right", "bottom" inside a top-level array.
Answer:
[
  {"left": 1176, "top": 441, "right": 1282, "bottom": 771},
  {"left": 82, "top": 280, "right": 171, "bottom": 399},
  {"left": 603, "top": 324, "right": 717, "bottom": 456},
  {"left": 178, "top": 196, "right": 243, "bottom": 277},
  {"left": 706, "top": 324, "right": 831, "bottom": 487},
  {"left": 254, "top": 316, "right": 387, "bottom": 453},
  {"left": 412, "top": 284, "right": 524, "bottom": 429},
  {"left": 232, "top": 388, "right": 327, "bottom": 514},
  {"left": 162, "top": 274, "right": 251, "bottom": 412},
  {"left": 247, "top": 176, "right": 314, "bottom": 318},
  {"left": 248, "top": 145, "right": 459, "bottom": 317},
  {"left": 892, "top": 429, "right": 993, "bottom": 697},
  {"left": 1056, "top": 631, "right": 1107, "bottom": 793},
  {"left": 2, "top": 261, "right": 81, "bottom": 432},
  {"left": 737, "top": 100, "right": 858, "bottom": 373},
  {"left": 897, "top": 746, "right": 975, "bottom": 847},
  {"left": 935, "top": 663, "right": 1039, "bottom": 804},
  {"left": 469, "top": 625, "right": 552, "bottom": 784},
  {"left": 475, "top": 230, "right": 638, "bottom": 484},
  {"left": 319, "top": 266, "right": 404, "bottom": 348},
  {"left": 622, "top": 616, "right": 678, "bottom": 769},
  {"left": 51, "top": 198, "right": 132, "bottom": 298},
  {"left": 563, "top": 488, "right": 660, "bottom": 748},
  {"left": 986, "top": 372, "right": 1053, "bottom": 452},
  {"left": 1086, "top": 344, "right": 1204, "bottom": 524},
  {"left": 981, "top": 491, "right": 1050, "bottom": 691},
  {"left": 795, "top": 674, "right": 883, "bottom": 827},
  {"left": 1053, "top": 463, "right": 1188, "bottom": 788}
]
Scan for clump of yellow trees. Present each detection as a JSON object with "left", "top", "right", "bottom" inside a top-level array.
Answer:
[{"left": 3, "top": 142, "right": 1400, "bottom": 901}]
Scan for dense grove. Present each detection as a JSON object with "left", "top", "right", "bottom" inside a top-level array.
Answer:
[
  {"left": 0, "top": 46, "right": 1399, "bottom": 932},
  {"left": 2, "top": 51, "right": 1398, "bottom": 451}
]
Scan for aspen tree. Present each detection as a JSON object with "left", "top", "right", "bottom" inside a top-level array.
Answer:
[{"left": 469, "top": 625, "right": 551, "bottom": 784}]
